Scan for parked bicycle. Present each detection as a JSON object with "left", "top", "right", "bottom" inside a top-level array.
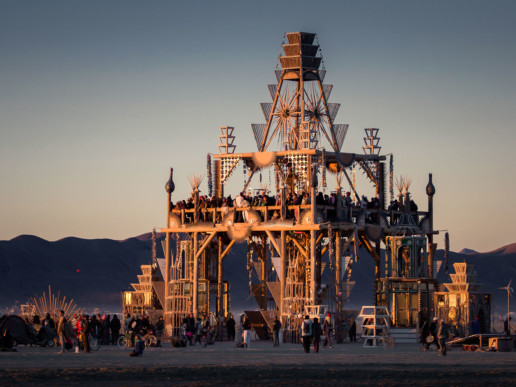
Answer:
[{"left": 117, "top": 331, "right": 157, "bottom": 348}]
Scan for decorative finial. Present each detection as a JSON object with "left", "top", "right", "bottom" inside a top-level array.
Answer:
[
  {"left": 165, "top": 168, "right": 175, "bottom": 194},
  {"left": 426, "top": 173, "right": 435, "bottom": 197}
]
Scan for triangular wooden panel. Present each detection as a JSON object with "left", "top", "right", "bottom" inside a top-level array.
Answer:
[
  {"left": 152, "top": 281, "right": 165, "bottom": 309},
  {"left": 252, "top": 261, "right": 262, "bottom": 280},
  {"left": 266, "top": 281, "right": 281, "bottom": 306},
  {"left": 251, "top": 284, "right": 267, "bottom": 310}
]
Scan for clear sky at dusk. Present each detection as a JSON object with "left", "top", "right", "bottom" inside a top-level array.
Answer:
[{"left": 1, "top": 0, "right": 515, "bottom": 252}]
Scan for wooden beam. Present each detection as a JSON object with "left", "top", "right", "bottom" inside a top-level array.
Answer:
[
  {"left": 359, "top": 234, "right": 380, "bottom": 262},
  {"left": 280, "top": 230, "right": 286, "bottom": 319},
  {"left": 220, "top": 240, "right": 236, "bottom": 261},
  {"left": 265, "top": 230, "right": 282, "bottom": 256},
  {"left": 193, "top": 232, "right": 198, "bottom": 318},
  {"left": 194, "top": 231, "right": 218, "bottom": 261},
  {"left": 290, "top": 236, "right": 308, "bottom": 259}
]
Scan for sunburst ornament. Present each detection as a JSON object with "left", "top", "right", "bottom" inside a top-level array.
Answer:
[{"left": 188, "top": 173, "right": 204, "bottom": 191}]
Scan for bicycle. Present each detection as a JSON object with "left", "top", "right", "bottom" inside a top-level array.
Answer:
[
  {"left": 377, "top": 333, "right": 396, "bottom": 350},
  {"left": 117, "top": 332, "right": 157, "bottom": 348},
  {"left": 88, "top": 335, "right": 100, "bottom": 351},
  {"left": 117, "top": 332, "right": 133, "bottom": 349},
  {"left": 144, "top": 334, "right": 157, "bottom": 347}
]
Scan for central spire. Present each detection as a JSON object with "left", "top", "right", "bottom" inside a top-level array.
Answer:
[{"left": 252, "top": 32, "right": 348, "bottom": 153}]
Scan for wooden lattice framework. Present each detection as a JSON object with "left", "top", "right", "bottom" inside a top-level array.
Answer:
[{"left": 160, "top": 32, "right": 439, "bottom": 336}]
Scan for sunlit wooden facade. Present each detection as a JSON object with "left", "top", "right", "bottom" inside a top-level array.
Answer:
[{"left": 160, "top": 32, "right": 439, "bottom": 336}]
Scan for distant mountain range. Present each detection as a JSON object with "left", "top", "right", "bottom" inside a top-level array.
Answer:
[{"left": 1, "top": 234, "right": 515, "bottom": 317}]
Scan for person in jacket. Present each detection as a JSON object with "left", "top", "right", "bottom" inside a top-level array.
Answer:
[
  {"left": 301, "top": 315, "right": 313, "bottom": 353},
  {"left": 438, "top": 319, "right": 449, "bottom": 356},
  {"left": 226, "top": 314, "right": 236, "bottom": 342},
  {"left": 110, "top": 315, "right": 121, "bottom": 345},
  {"left": 57, "top": 310, "right": 67, "bottom": 354},
  {"left": 242, "top": 315, "right": 251, "bottom": 348},
  {"left": 322, "top": 313, "right": 333, "bottom": 349},
  {"left": 425, "top": 317, "right": 439, "bottom": 350},
  {"left": 81, "top": 315, "right": 91, "bottom": 353},
  {"left": 312, "top": 317, "right": 322, "bottom": 353},
  {"left": 272, "top": 317, "right": 282, "bottom": 347}
]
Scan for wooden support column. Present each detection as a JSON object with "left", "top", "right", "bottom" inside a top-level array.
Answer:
[
  {"left": 193, "top": 232, "right": 199, "bottom": 318},
  {"left": 217, "top": 236, "right": 224, "bottom": 318},
  {"left": 165, "top": 187, "right": 172, "bottom": 333},
  {"left": 261, "top": 239, "right": 267, "bottom": 310},
  {"left": 310, "top": 229, "right": 317, "bottom": 305},
  {"left": 428, "top": 242, "right": 437, "bottom": 279},
  {"left": 375, "top": 240, "right": 382, "bottom": 306},
  {"left": 335, "top": 229, "right": 342, "bottom": 314},
  {"left": 280, "top": 230, "right": 286, "bottom": 318},
  {"left": 310, "top": 177, "right": 318, "bottom": 305}
]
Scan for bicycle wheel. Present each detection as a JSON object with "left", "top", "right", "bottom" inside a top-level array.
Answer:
[
  {"left": 117, "top": 336, "right": 128, "bottom": 349},
  {"left": 89, "top": 336, "right": 100, "bottom": 351},
  {"left": 145, "top": 335, "right": 157, "bottom": 348}
]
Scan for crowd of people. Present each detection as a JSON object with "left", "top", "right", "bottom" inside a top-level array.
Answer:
[
  {"left": 171, "top": 190, "right": 416, "bottom": 224},
  {"left": 299, "top": 313, "right": 335, "bottom": 353},
  {"left": 420, "top": 317, "right": 451, "bottom": 356},
  {"left": 22, "top": 312, "right": 122, "bottom": 354}
]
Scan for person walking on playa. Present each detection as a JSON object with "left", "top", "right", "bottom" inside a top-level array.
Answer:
[
  {"left": 81, "top": 315, "right": 91, "bottom": 353},
  {"left": 226, "top": 313, "right": 236, "bottom": 342},
  {"left": 312, "top": 317, "right": 322, "bottom": 353},
  {"left": 349, "top": 319, "right": 357, "bottom": 342},
  {"left": 322, "top": 313, "right": 333, "bottom": 349},
  {"left": 272, "top": 316, "right": 281, "bottom": 347},
  {"left": 57, "top": 310, "right": 67, "bottom": 354},
  {"left": 438, "top": 319, "right": 449, "bottom": 356},
  {"left": 301, "top": 315, "right": 313, "bottom": 353},
  {"left": 242, "top": 315, "right": 251, "bottom": 348},
  {"left": 425, "top": 317, "right": 439, "bottom": 351}
]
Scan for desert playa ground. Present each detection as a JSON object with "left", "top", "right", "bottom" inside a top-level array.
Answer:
[{"left": 2, "top": 341, "right": 516, "bottom": 386}]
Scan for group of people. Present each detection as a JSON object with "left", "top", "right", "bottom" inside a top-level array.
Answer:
[
  {"left": 69, "top": 312, "right": 121, "bottom": 353},
  {"left": 23, "top": 312, "right": 122, "bottom": 354},
  {"left": 172, "top": 189, "right": 419, "bottom": 226},
  {"left": 124, "top": 314, "right": 164, "bottom": 356},
  {"left": 179, "top": 313, "right": 217, "bottom": 347},
  {"left": 300, "top": 313, "right": 334, "bottom": 353},
  {"left": 421, "top": 317, "right": 450, "bottom": 356},
  {"left": 177, "top": 313, "right": 254, "bottom": 349}
]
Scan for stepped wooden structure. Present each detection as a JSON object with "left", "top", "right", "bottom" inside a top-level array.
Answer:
[
  {"left": 435, "top": 262, "right": 491, "bottom": 336},
  {"left": 159, "top": 32, "right": 440, "bottom": 336}
]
